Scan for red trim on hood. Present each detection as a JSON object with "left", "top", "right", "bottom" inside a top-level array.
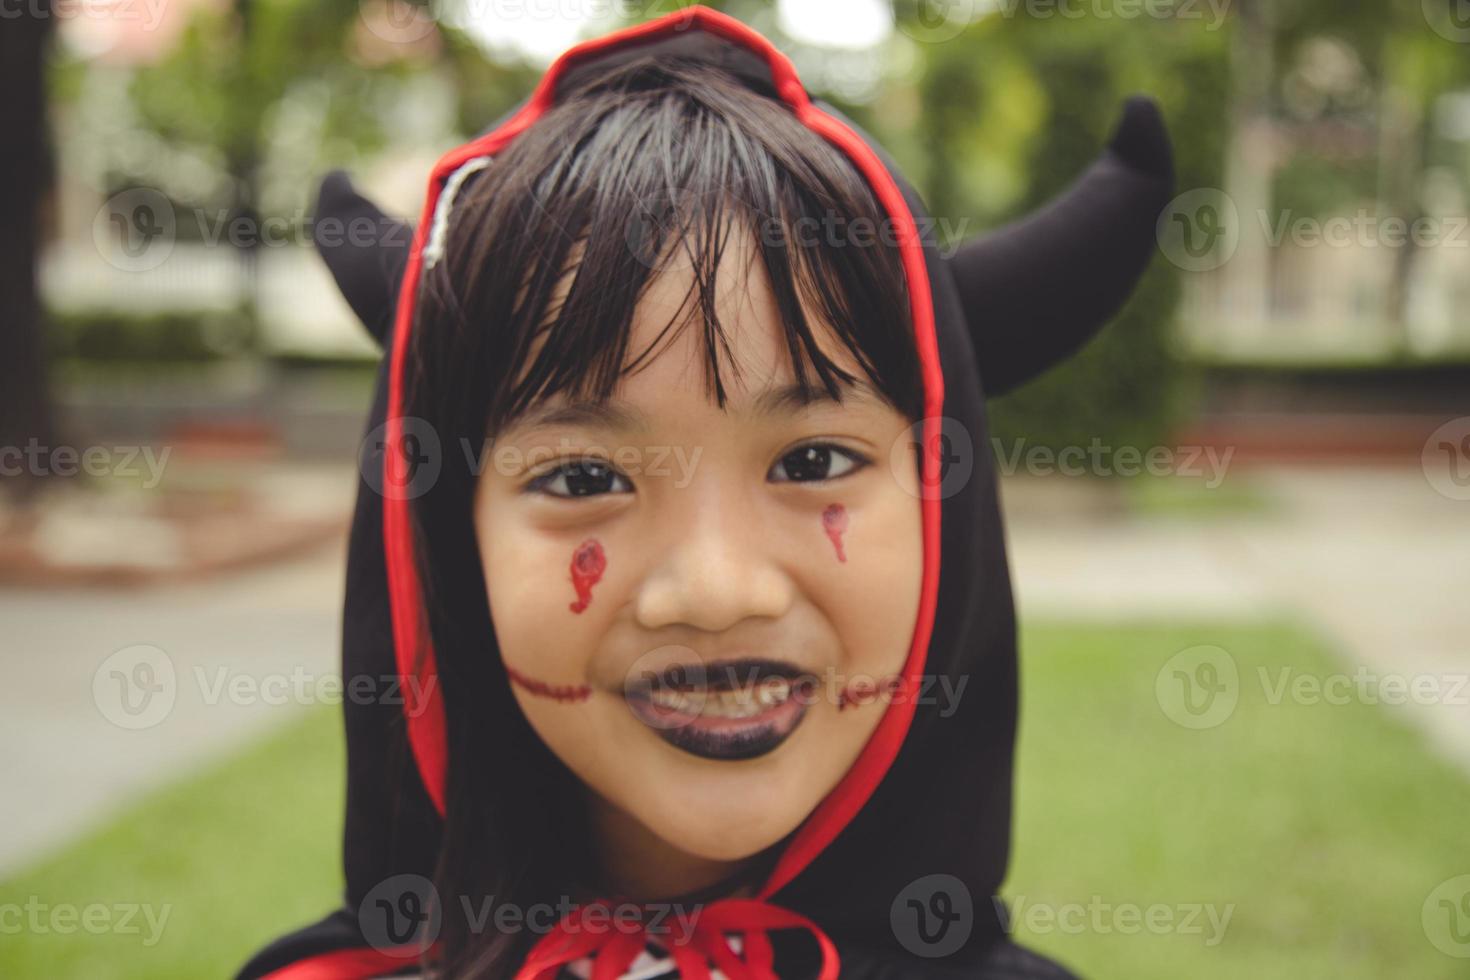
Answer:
[{"left": 383, "top": 1, "right": 943, "bottom": 898}]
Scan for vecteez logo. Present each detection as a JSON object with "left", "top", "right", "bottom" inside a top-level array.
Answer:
[
  {"left": 1422, "top": 417, "right": 1470, "bottom": 501},
  {"left": 1423, "top": 875, "right": 1470, "bottom": 958},
  {"left": 360, "top": 416, "right": 444, "bottom": 501},
  {"left": 93, "top": 644, "right": 177, "bottom": 730},
  {"left": 359, "top": 874, "right": 441, "bottom": 955},
  {"left": 1155, "top": 187, "right": 1239, "bottom": 272},
  {"left": 93, "top": 188, "right": 177, "bottom": 273},
  {"left": 888, "top": 415, "right": 976, "bottom": 501},
  {"left": 1155, "top": 645, "right": 1239, "bottom": 729},
  {"left": 891, "top": 873, "right": 973, "bottom": 958}
]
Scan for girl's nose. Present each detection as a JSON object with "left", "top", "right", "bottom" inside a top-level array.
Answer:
[{"left": 633, "top": 484, "right": 795, "bottom": 633}]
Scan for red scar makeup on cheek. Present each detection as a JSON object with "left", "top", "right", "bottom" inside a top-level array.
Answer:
[
  {"left": 837, "top": 674, "right": 903, "bottom": 712},
  {"left": 503, "top": 662, "right": 592, "bottom": 703},
  {"left": 568, "top": 538, "right": 606, "bottom": 613},
  {"left": 821, "top": 503, "right": 848, "bottom": 563}
]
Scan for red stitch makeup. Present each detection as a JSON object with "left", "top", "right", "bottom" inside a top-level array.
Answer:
[
  {"left": 504, "top": 662, "right": 592, "bottom": 703},
  {"left": 821, "top": 503, "right": 848, "bottom": 562},
  {"left": 568, "top": 538, "right": 607, "bottom": 613},
  {"left": 837, "top": 674, "right": 903, "bottom": 712}
]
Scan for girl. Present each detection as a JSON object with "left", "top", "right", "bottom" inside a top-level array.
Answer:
[{"left": 240, "top": 7, "right": 1173, "bottom": 978}]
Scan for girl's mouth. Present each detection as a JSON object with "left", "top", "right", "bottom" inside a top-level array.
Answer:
[{"left": 623, "top": 659, "right": 814, "bottom": 761}]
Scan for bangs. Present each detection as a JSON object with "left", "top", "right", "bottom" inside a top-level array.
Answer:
[{"left": 410, "top": 56, "right": 921, "bottom": 446}]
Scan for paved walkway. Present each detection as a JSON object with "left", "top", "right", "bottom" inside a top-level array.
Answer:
[
  {"left": 0, "top": 526, "right": 346, "bottom": 878},
  {"left": 1006, "top": 463, "right": 1470, "bottom": 773},
  {"left": 2, "top": 461, "right": 1464, "bottom": 878}
]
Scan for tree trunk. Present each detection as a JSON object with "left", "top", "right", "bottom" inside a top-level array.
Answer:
[{"left": 0, "top": 4, "right": 57, "bottom": 505}]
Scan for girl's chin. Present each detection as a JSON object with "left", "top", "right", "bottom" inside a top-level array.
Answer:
[
  {"left": 621, "top": 755, "right": 822, "bottom": 864},
  {"left": 639, "top": 813, "right": 792, "bottom": 866},
  {"left": 609, "top": 700, "right": 865, "bottom": 864}
]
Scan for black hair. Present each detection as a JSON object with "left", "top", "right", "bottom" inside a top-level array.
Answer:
[{"left": 399, "top": 56, "right": 921, "bottom": 978}]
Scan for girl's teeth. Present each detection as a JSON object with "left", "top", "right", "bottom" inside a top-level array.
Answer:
[
  {"left": 756, "top": 676, "right": 790, "bottom": 705},
  {"left": 648, "top": 688, "right": 693, "bottom": 711},
  {"left": 646, "top": 678, "right": 792, "bottom": 718}
]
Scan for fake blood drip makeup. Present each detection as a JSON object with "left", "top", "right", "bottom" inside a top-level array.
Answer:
[
  {"left": 568, "top": 538, "right": 606, "bottom": 613},
  {"left": 821, "top": 503, "right": 848, "bottom": 562}
]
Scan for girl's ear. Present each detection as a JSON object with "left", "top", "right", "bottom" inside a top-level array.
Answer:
[
  {"left": 312, "top": 169, "right": 413, "bottom": 350},
  {"left": 945, "top": 95, "right": 1176, "bottom": 397}
]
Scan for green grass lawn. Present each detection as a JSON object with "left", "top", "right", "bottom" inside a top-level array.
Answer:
[
  {"left": 0, "top": 709, "right": 345, "bottom": 979},
  {"left": 3, "top": 620, "right": 1466, "bottom": 978},
  {"left": 1005, "top": 619, "right": 1470, "bottom": 979}
]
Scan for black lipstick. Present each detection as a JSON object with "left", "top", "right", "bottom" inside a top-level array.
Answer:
[{"left": 623, "top": 658, "right": 816, "bottom": 761}]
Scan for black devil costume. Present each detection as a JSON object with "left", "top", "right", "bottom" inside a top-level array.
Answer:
[{"left": 237, "top": 7, "right": 1173, "bottom": 978}]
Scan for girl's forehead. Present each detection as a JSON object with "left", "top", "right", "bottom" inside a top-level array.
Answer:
[
  {"left": 630, "top": 273, "right": 812, "bottom": 393},
  {"left": 504, "top": 363, "right": 885, "bottom": 444},
  {"left": 512, "top": 220, "right": 867, "bottom": 417}
]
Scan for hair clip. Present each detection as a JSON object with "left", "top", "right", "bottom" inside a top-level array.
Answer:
[{"left": 422, "top": 155, "right": 493, "bottom": 270}]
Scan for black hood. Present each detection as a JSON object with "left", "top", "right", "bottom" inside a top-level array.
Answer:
[{"left": 238, "top": 7, "right": 1172, "bottom": 978}]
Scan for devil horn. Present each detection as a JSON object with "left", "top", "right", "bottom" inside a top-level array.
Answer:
[
  {"left": 311, "top": 170, "right": 413, "bottom": 350},
  {"left": 946, "top": 95, "right": 1175, "bottom": 397}
]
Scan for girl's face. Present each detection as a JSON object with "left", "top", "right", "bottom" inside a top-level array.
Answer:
[{"left": 475, "top": 231, "right": 923, "bottom": 894}]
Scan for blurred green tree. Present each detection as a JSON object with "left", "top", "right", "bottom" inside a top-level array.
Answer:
[
  {"left": 1269, "top": 0, "right": 1470, "bottom": 346},
  {"left": 890, "top": 3, "right": 1231, "bottom": 452},
  {"left": 53, "top": 0, "right": 541, "bottom": 354}
]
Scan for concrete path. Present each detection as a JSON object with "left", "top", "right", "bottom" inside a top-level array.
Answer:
[
  {"left": 1005, "top": 463, "right": 1470, "bottom": 773},
  {"left": 0, "top": 526, "right": 346, "bottom": 878}
]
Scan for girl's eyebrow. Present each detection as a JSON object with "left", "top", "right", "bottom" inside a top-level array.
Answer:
[
  {"left": 757, "top": 378, "right": 883, "bottom": 415},
  {"left": 509, "top": 379, "right": 881, "bottom": 436},
  {"left": 511, "top": 400, "right": 649, "bottom": 436}
]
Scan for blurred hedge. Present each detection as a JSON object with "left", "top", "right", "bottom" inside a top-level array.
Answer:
[
  {"left": 47, "top": 308, "right": 255, "bottom": 363},
  {"left": 893, "top": 6, "right": 1232, "bottom": 452}
]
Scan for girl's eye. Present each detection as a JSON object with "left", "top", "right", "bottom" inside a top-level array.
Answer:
[
  {"left": 527, "top": 459, "right": 633, "bottom": 499},
  {"left": 768, "top": 443, "right": 869, "bottom": 484}
]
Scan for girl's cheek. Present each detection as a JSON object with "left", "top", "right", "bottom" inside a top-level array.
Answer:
[
  {"left": 483, "top": 520, "right": 584, "bottom": 633},
  {"left": 515, "top": 499, "right": 631, "bottom": 611},
  {"left": 806, "top": 492, "right": 920, "bottom": 679},
  {"left": 485, "top": 530, "right": 611, "bottom": 703}
]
